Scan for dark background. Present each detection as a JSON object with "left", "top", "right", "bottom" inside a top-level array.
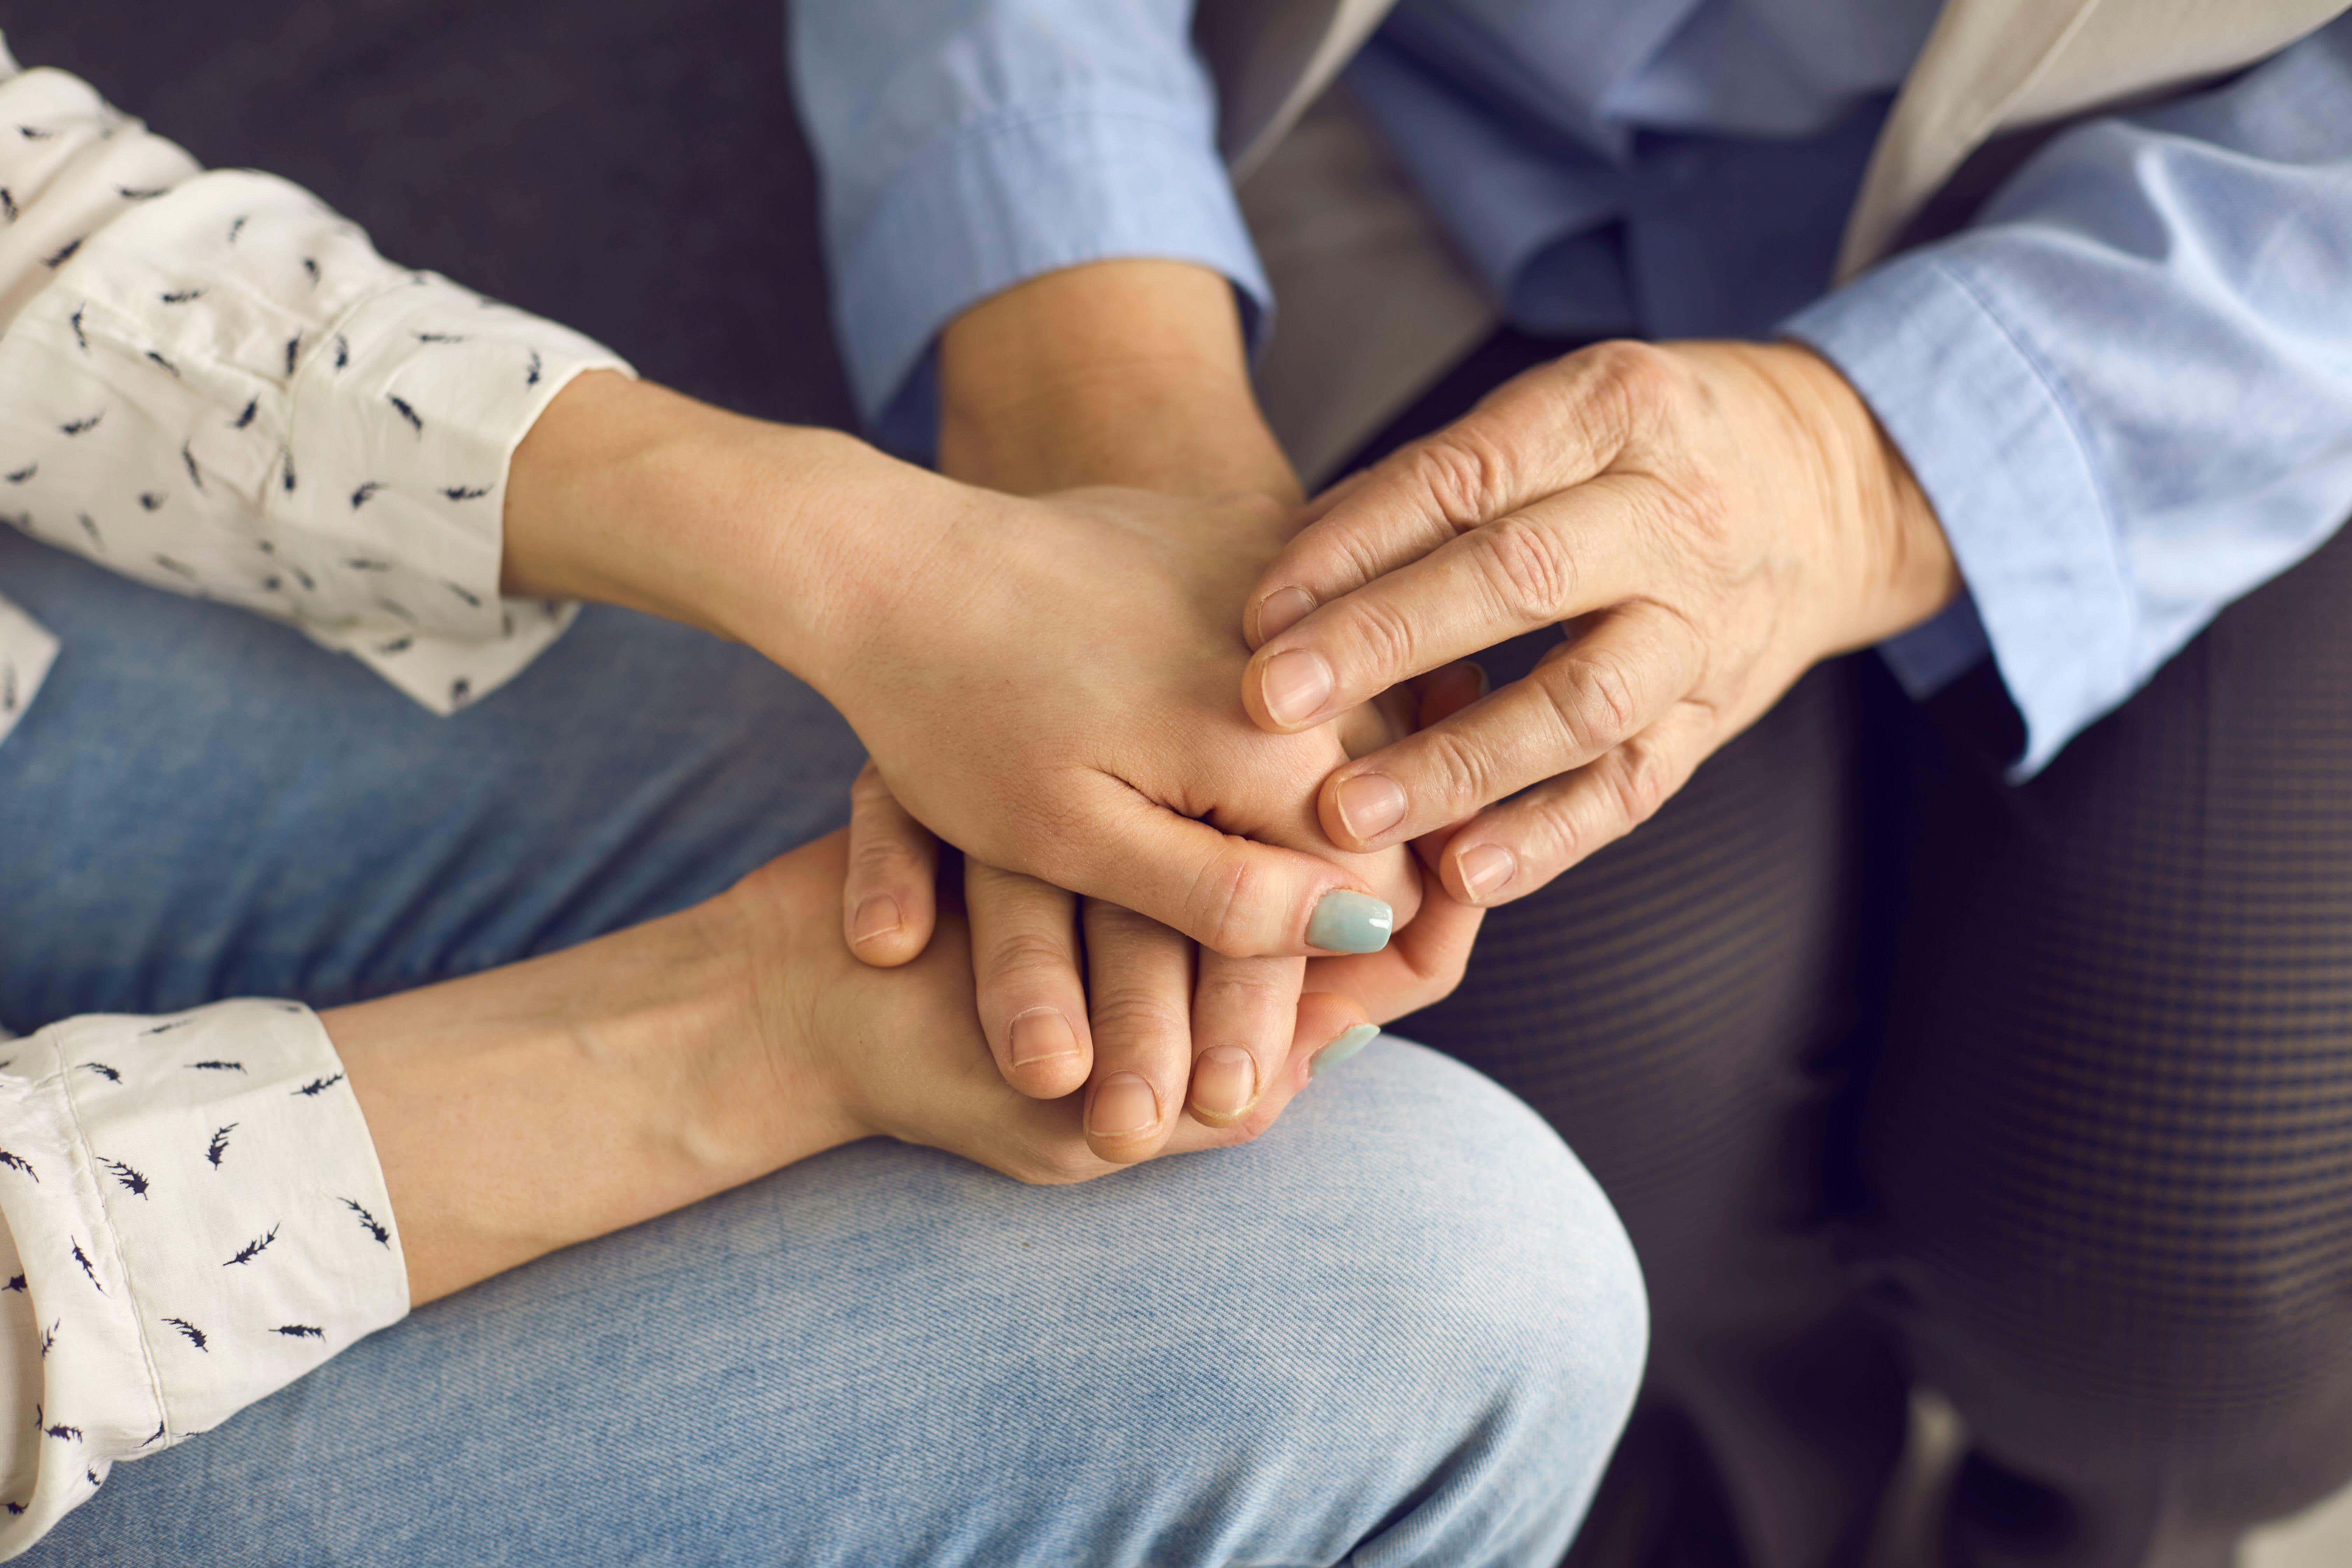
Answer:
[{"left": 9, "top": 0, "right": 858, "bottom": 431}]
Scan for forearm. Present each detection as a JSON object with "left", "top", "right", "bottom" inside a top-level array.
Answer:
[
  {"left": 499, "top": 369, "right": 975, "bottom": 696},
  {"left": 938, "top": 260, "right": 1300, "bottom": 500},
  {"left": 324, "top": 891, "right": 855, "bottom": 1306}
]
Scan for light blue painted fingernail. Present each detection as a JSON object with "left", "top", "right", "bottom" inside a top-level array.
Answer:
[
  {"left": 1312, "top": 1023, "right": 1381, "bottom": 1078},
  {"left": 1307, "top": 890, "right": 1393, "bottom": 954}
]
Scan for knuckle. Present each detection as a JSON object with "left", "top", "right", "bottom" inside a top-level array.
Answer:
[
  {"left": 1605, "top": 738, "right": 1675, "bottom": 827},
  {"left": 1521, "top": 791, "right": 1600, "bottom": 876},
  {"left": 1588, "top": 338, "right": 1681, "bottom": 417},
  {"left": 1185, "top": 840, "right": 1274, "bottom": 957},
  {"left": 1406, "top": 426, "right": 1516, "bottom": 527},
  {"left": 1548, "top": 652, "right": 1641, "bottom": 756},
  {"left": 847, "top": 835, "right": 919, "bottom": 884},
  {"left": 1474, "top": 514, "right": 1574, "bottom": 625},
  {"left": 1414, "top": 724, "right": 1505, "bottom": 813},
  {"left": 1194, "top": 968, "right": 1287, "bottom": 1018},
  {"left": 978, "top": 930, "right": 1074, "bottom": 994},
  {"left": 1087, "top": 988, "right": 1187, "bottom": 1050},
  {"left": 1337, "top": 594, "right": 1425, "bottom": 684}
]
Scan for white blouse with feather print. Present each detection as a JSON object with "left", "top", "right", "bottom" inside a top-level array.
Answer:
[{"left": 0, "top": 35, "right": 633, "bottom": 1557}]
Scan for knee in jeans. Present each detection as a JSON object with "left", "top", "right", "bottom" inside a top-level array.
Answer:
[{"left": 1271, "top": 1040, "right": 1648, "bottom": 1559}]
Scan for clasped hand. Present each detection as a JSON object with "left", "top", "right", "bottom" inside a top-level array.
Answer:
[{"left": 819, "top": 484, "right": 1485, "bottom": 1167}]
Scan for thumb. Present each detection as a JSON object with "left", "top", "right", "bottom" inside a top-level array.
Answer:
[{"left": 1064, "top": 792, "right": 1396, "bottom": 960}]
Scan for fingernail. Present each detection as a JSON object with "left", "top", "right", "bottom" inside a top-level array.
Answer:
[
  {"left": 1261, "top": 649, "right": 1335, "bottom": 727},
  {"left": 1257, "top": 586, "right": 1316, "bottom": 641},
  {"left": 1457, "top": 844, "right": 1517, "bottom": 903},
  {"left": 1008, "top": 1007, "right": 1079, "bottom": 1068},
  {"left": 1191, "top": 1045, "right": 1257, "bottom": 1120},
  {"left": 1312, "top": 1023, "right": 1381, "bottom": 1078},
  {"left": 1088, "top": 1072, "right": 1160, "bottom": 1139},
  {"left": 851, "top": 894, "right": 902, "bottom": 945},
  {"left": 1307, "top": 889, "right": 1393, "bottom": 954},
  {"left": 1334, "top": 772, "right": 1407, "bottom": 841}
]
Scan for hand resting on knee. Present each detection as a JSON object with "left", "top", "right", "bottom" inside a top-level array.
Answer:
[{"left": 325, "top": 830, "right": 1378, "bottom": 1308}]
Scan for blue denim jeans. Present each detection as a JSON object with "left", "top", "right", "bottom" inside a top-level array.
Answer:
[{"left": 0, "top": 530, "right": 1646, "bottom": 1566}]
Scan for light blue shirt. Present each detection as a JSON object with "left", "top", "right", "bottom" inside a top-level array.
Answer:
[{"left": 791, "top": 1, "right": 2352, "bottom": 773}]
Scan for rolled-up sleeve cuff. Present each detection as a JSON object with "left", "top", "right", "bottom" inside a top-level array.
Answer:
[
  {"left": 0, "top": 1001, "right": 405, "bottom": 1550},
  {"left": 1877, "top": 588, "right": 1991, "bottom": 700},
  {"left": 833, "top": 101, "right": 1272, "bottom": 456},
  {"left": 1783, "top": 253, "right": 2134, "bottom": 776}
]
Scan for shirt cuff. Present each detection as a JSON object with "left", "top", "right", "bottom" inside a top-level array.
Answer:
[
  {"left": 830, "top": 100, "right": 1272, "bottom": 457},
  {"left": 1878, "top": 588, "right": 1991, "bottom": 701},
  {"left": 0, "top": 592, "right": 57, "bottom": 750},
  {"left": 1783, "top": 252, "right": 2135, "bottom": 777},
  {"left": 1, "top": 163, "right": 630, "bottom": 718},
  {"left": 0, "top": 1001, "right": 405, "bottom": 1553}
]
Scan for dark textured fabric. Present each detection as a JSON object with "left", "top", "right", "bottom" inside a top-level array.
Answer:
[
  {"left": 6, "top": 0, "right": 856, "bottom": 435},
  {"left": 1372, "top": 336, "right": 2352, "bottom": 1568}
]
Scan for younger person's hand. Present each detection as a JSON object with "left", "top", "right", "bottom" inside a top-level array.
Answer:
[
  {"left": 503, "top": 377, "right": 1409, "bottom": 965},
  {"left": 730, "top": 831, "right": 1378, "bottom": 1185},
  {"left": 800, "top": 484, "right": 1422, "bottom": 959},
  {"left": 836, "top": 664, "right": 1490, "bottom": 1163}
]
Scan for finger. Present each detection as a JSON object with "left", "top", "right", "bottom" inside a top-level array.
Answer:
[
  {"left": 1244, "top": 347, "right": 1646, "bottom": 645},
  {"left": 1160, "top": 991, "right": 1373, "bottom": 1157},
  {"left": 1438, "top": 703, "right": 1716, "bottom": 906},
  {"left": 1241, "top": 481, "right": 1651, "bottom": 732},
  {"left": 985, "top": 995, "right": 1379, "bottom": 1182},
  {"left": 1064, "top": 781, "right": 1396, "bottom": 960},
  {"left": 1186, "top": 952, "right": 1306, "bottom": 1127},
  {"left": 965, "top": 860, "right": 1094, "bottom": 1100},
  {"left": 1304, "top": 861, "right": 1486, "bottom": 1021},
  {"left": 1080, "top": 900, "right": 1195, "bottom": 1164},
  {"left": 1314, "top": 605, "right": 1701, "bottom": 851},
  {"left": 842, "top": 760, "right": 939, "bottom": 966}
]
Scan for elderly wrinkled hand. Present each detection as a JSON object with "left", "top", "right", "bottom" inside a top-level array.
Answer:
[{"left": 1235, "top": 340, "right": 1962, "bottom": 906}]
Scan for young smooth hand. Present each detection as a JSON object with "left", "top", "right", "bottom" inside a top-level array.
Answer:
[
  {"left": 1234, "top": 340, "right": 1960, "bottom": 906},
  {"left": 837, "top": 661, "right": 1489, "bottom": 1165},
  {"left": 505, "top": 375, "right": 1416, "bottom": 961},
  {"left": 334, "top": 828, "right": 1385, "bottom": 1307},
  {"left": 726, "top": 832, "right": 1381, "bottom": 1186}
]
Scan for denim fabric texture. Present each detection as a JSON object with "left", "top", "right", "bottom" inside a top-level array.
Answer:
[{"left": 0, "top": 528, "right": 1647, "bottom": 1566}]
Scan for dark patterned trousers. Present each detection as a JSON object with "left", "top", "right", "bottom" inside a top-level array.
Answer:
[{"left": 1383, "top": 336, "right": 2352, "bottom": 1568}]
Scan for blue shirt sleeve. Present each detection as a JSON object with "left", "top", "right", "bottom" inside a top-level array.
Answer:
[
  {"left": 1784, "top": 15, "right": 2352, "bottom": 776},
  {"left": 788, "top": 0, "right": 1269, "bottom": 457}
]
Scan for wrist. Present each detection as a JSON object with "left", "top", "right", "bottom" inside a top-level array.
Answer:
[
  {"left": 938, "top": 259, "right": 1299, "bottom": 500},
  {"left": 501, "top": 369, "right": 969, "bottom": 697},
  {"left": 1741, "top": 342, "right": 1958, "bottom": 643},
  {"left": 328, "top": 895, "right": 858, "bottom": 1305}
]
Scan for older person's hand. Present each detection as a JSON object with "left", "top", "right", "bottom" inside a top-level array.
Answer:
[{"left": 1235, "top": 340, "right": 1961, "bottom": 907}]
